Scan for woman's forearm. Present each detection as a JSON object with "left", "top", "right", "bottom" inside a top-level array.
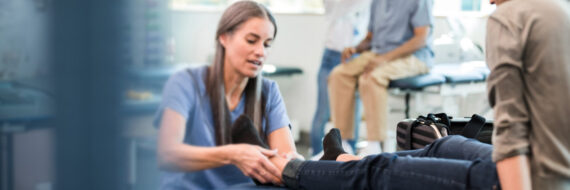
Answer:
[
  {"left": 158, "top": 143, "right": 234, "bottom": 171},
  {"left": 158, "top": 108, "right": 234, "bottom": 171},
  {"left": 267, "top": 127, "right": 301, "bottom": 159}
]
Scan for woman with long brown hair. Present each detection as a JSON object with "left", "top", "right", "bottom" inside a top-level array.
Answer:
[{"left": 155, "top": 1, "right": 298, "bottom": 188}]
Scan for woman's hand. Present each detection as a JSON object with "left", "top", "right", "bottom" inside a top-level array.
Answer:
[{"left": 229, "top": 144, "right": 283, "bottom": 185}]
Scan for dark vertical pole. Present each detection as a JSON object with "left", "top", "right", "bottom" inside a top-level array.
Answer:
[
  {"left": 405, "top": 93, "right": 411, "bottom": 119},
  {"left": 52, "top": 0, "right": 127, "bottom": 189}
]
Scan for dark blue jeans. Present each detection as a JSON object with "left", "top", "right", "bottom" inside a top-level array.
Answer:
[{"left": 283, "top": 135, "right": 500, "bottom": 190}]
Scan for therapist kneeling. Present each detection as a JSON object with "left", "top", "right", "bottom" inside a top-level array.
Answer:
[{"left": 155, "top": 1, "right": 299, "bottom": 189}]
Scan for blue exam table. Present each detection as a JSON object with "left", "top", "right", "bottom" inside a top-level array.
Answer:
[{"left": 388, "top": 62, "right": 489, "bottom": 118}]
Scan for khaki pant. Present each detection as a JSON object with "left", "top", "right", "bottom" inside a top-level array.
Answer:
[{"left": 328, "top": 51, "right": 429, "bottom": 141}]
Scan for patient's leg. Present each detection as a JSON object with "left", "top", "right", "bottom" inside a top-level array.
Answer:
[
  {"left": 266, "top": 129, "right": 360, "bottom": 180},
  {"left": 267, "top": 129, "right": 362, "bottom": 180},
  {"left": 395, "top": 135, "right": 493, "bottom": 161},
  {"left": 280, "top": 151, "right": 499, "bottom": 189}
]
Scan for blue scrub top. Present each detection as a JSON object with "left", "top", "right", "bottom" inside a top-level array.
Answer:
[
  {"left": 154, "top": 66, "right": 291, "bottom": 189},
  {"left": 368, "top": 0, "right": 434, "bottom": 67}
]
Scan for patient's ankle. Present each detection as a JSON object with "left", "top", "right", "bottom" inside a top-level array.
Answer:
[
  {"left": 269, "top": 155, "right": 289, "bottom": 174},
  {"left": 336, "top": 153, "right": 361, "bottom": 162},
  {"left": 320, "top": 128, "right": 347, "bottom": 160}
]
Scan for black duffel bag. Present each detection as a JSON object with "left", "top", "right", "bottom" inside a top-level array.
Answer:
[{"left": 396, "top": 113, "right": 493, "bottom": 150}]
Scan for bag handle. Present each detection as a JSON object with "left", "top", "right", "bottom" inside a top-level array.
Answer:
[
  {"left": 426, "top": 113, "right": 451, "bottom": 127},
  {"left": 434, "top": 113, "right": 451, "bottom": 127},
  {"left": 461, "top": 114, "right": 486, "bottom": 139}
]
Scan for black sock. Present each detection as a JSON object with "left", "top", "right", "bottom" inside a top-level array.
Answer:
[
  {"left": 231, "top": 114, "right": 272, "bottom": 186},
  {"left": 231, "top": 115, "right": 268, "bottom": 148},
  {"left": 320, "top": 128, "right": 347, "bottom": 160}
]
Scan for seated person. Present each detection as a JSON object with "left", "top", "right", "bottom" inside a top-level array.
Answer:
[
  {"left": 233, "top": 115, "right": 500, "bottom": 189},
  {"left": 328, "top": 0, "right": 434, "bottom": 156}
]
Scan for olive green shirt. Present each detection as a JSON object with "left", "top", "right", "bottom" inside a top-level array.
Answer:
[{"left": 486, "top": 0, "right": 570, "bottom": 188}]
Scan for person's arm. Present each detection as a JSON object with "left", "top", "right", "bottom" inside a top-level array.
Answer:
[
  {"left": 363, "top": 0, "right": 432, "bottom": 73},
  {"left": 267, "top": 127, "right": 303, "bottom": 159},
  {"left": 264, "top": 81, "right": 302, "bottom": 160},
  {"left": 157, "top": 108, "right": 281, "bottom": 184},
  {"left": 363, "top": 26, "right": 429, "bottom": 74},
  {"left": 486, "top": 14, "right": 532, "bottom": 190},
  {"left": 341, "top": 31, "right": 372, "bottom": 63},
  {"left": 157, "top": 108, "right": 230, "bottom": 171},
  {"left": 488, "top": 60, "right": 533, "bottom": 189},
  {"left": 382, "top": 26, "right": 429, "bottom": 62},
  {"left": 487, "top": 62, "right": 533, "bottom": 190},
  {"left": 497, "top": 155, "right": 532, "bottom": 190},
  {"left": 364, "top": 26, "right": 430, "bottom": 73},
  {"left": 355, "top": 31, "right": 373, "bottom": 53}
]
